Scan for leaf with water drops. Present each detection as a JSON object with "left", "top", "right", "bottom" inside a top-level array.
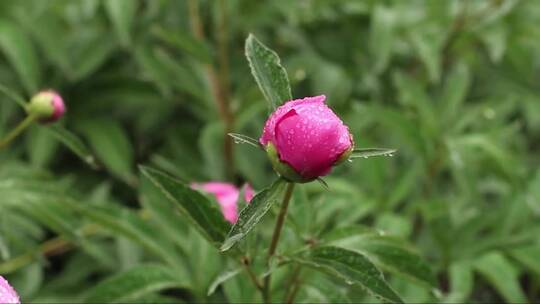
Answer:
[
  {"left": 245, "top": 34, "right": 292, "bottom": 111},
  {"left": 350, "top": 148, "right": 397, "bottom": 160},
  {"left": 220, "top": 178, "right": 288, "bottom": 252},
  {"left": 295, "top": 246, "right": 403, "bottom": 303},
  {"left": 228, "top": 133, "right": 262, "bottom": 149},
  {"left": 322, "top": 227, "right": 436, "bottom": 288}
]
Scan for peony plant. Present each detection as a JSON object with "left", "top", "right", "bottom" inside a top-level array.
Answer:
[{"left": 140, "top": 34, "right": 412, "bottom": 304}]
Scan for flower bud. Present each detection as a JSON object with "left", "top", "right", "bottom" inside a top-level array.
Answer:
[
  {"left": 26, "top": 90, "right": 66, "bottom": 123},
  {"left": 192, "top": 182, "right": 254, "bottom": 224},
  {"left": 260, "top": 95, "right": 353, "bottom": 182},
  {"left": 0, "top": 276, "right": 20, "bottom": 304}
]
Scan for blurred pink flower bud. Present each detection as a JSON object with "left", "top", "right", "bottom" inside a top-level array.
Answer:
[
  {"left": 26, "top": 90, "right": 66, "bottom": 123},
  {"left": 192, "top": 182, "right": 254, "bottom": 224},
  {"left": 49, "top": 92, "right": 66, "bottom": 122},
  {"left": 243, "top": 183, "right": 255, "bottom": 202},
  {"left": 0, "top": 276, "right": 20, "bottom": 304},
  {"left": 260, "top": 95, "right": 353, "bottom": 182}
]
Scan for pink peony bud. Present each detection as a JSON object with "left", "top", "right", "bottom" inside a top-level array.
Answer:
[
  {"left": 0, "top": 276, "right": 20, "bottom": 304},
  {"left": 26, "top": 90, "right": 66, "bottom": 123},
  {"left": 192, "top": 182, "right": 254, "bottom": 224},
  {"left": 260, "top": 95, "right": 353, "bottom": 182}
]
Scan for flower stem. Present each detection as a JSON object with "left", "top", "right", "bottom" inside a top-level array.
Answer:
[
  {"left": 0, "top": 224, "right": 100, "bottom": 274},
  {"left": 0, "top": 115, "right": 36, "bottom": 150},
  {"left": 262, "top": 182, "right": 295, "bottom": 303},
  {"left": 241, "top": 256, "right": 263, "bottom": 291}
]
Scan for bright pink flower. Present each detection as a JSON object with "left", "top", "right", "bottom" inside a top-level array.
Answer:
[
  {"left": 192, "top": 182, "right": 254, "bottom": 224},
  {"left": 260, "top": 95, "right": 353, "bottom": 181},
  {"left": 0, "top": 276, "right": 20, "bottom": 304}
]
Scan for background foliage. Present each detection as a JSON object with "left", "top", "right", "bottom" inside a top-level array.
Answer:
[{"left": 1, "top": 0, "right": 540, "bottom": 303}]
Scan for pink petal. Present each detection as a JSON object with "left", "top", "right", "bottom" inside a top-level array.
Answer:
[
  {"left": 191, "top": 182, "right": 240, "bottom": 224},
  {"left": 0, "top": 276, "right": 20, "bottom": 304},
  {"left": 260, "top": 95, "right": 325, "bottom": 146},
  {"left": 50, "top": 93, "right": 66, "bottom": 121}
]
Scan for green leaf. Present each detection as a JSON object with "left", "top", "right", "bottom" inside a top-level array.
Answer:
[
  {"left": 0, "top": 83, "right": 26, "bottom": 107},
  {"left": 393, "top": 72, "right": 437, "bottom": 132},
  {"left": 104, "top": 0, "right": 138, "bottom": 47},
  {"left": 322, "top": 226, "right": 383, "bottom": 245},
  {"left": 296, "top": 246, "right": 403, "bottom": 303},
  {"left": 0, "top": 20, "right": 40, "bottom": 93},
  {"left": 44, "top": 125, "right": 98, "bottom": 169},
  {"left": 200, "top": 123, "right": 226, "bottom": 179},
  {"left": 71, "top": 33, "right": 117, "bottom": 81},
  {"left": 440, "top": 62, "right": 470, "bottom": 122},
  {"left": 350, "top": 148, "right": 397, "bottom": 159},
  {"left": 356, "top": 239, "right": 435, "bottom": 288},
  {"left": 66, "top": 202, "right": 185, "bottom": 274},
  {"left": 510, "top": 245, "right": 540, "bottom": 276},
  {"left": 474, "top": 252, "right": 527, "bottom": 303},
  {"left": 26, "top": 126, "right": 58, "bottom": 168},
  {"left": 323, "top": 226, "right": 435, "bottom": 287},
  {"left": 409, "top": 29, "right": 443, "bottom": 83},
  {"left": 85, "top": 264, "right": 185, "bottom": 303},
  {"left": 139, "top": 166, "right": 231, "bottom": 247},
  {"left": 15, "top": 199, "right": 80, "bottom": 243},
  {"left": 245, "top": 34, "right": 292, "bottom": 111},
  {"left": 207, "top": 268, "right": 241, "bottom": 296},
  {"left": 139, "top": 172, "right": 189, "bottom": 252},
  {"left": 228, "top": 133, "right": 262, "bottom": 149},
  {"left": 445, "top": 261, "right": 473, "bottom": 303},
  {"left": 361, "top": 105, "right": 426, "bottom": 155},
  {"left": 220, "top": 178, "right": 288, "bottom": 252},
  {"left": 79, "top": 119, "right": 134, "bottom": 182},
  {"left": 151, "top": 26, "right": 212, "bottom": 63},
  {"left": 0, "top": 234, "right": 9, "bottom": 260},
  {"left": 370, "top": 5, "right": 395, "bottom": 74},
  {"left": 16, "top": 12, "right": 70, "bottom": 76}
]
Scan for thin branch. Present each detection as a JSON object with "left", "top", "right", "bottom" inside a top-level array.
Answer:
[
  {"left": 241, "top": 256, "right": 263, "bottom": 291},
  {"left": 0, "top": 115, "right": 36, "bottom": 150},
  {"left": 187, "top": 0, "right": 235, "bottom": 180},
  {"left": 0, "top": 224, "right": 99, "bottom": 274}
]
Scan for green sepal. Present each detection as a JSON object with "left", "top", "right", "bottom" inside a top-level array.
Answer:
[
  {"left": 334, "top": 146, "right": 354, "bottom": 166},
  {"left": 25, "top": 92, "right": 54, "bottom": 120},
  {"left": 266, "top": 142, "right": 311, "bottom": 183}
]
